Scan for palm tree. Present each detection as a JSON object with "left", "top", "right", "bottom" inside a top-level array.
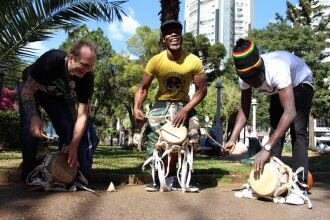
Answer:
[
  {"left": 0, "top": 0, "right": 127, "bottom": 92},
  {"left": 159, "top": 0, "right": 180, "bottom": 23},
  {"left": 158, "top": 0, "right": 180, "bottom": 50}
]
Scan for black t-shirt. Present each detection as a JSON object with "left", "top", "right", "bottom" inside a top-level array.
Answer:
[{"left": 28, "top": 49, "right": 94, "bottom": 103}]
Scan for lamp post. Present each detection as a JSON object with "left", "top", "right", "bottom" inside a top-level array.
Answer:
[
  {"left": 205, "top": 115, "right": 210, "bottom": 128},
  {"left": 212, "top": 80, "right": 223, "bottom": 145},
  {"left": 251, "top": 98, "right": 258, "bottom": 138}
]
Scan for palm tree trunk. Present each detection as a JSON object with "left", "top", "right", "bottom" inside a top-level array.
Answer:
[{"left": 158, "top": 0, "right": 181, "bottom": 51}]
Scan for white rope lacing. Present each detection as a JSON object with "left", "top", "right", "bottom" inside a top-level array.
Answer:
[{"left": 142, "top": 133, "right": 195, "bottom": 192}]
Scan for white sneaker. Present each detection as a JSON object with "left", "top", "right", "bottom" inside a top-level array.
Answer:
[
  {"left": 285, "top": 189, "right": 307, "bottom": 205},
  {"left": 186, "top": 186, "right": 199, "bottom": 193},
  {"left": 145, "top": 184, "right": 159, "bottom": 192}
]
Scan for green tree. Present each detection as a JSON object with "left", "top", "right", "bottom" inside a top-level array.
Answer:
[
  {"left": 182, "top": 33, "right": 227, "bottom": 83},
  {"left": 126, "top": 27, "right": 160, "bottom": 106},
  {"left": 182, "top": 32, "right": 197, "bottom": 54},
  {"left": 285, "top": 0, "right": 330, "bottom": 30},
  {"left": 196, "top": 76, "right": 241, "bottom": 141},
  {"left": 109, "top": 54, "right": 144, "bottom": 145},
  {"left": 0, "top": 0, "right": 127, "bottom": 93},
  {"left": 206, "top": 42, "right": 227, "bottom": 82},
  {"left": 126, "top": 26, "right": 160, "bottom": 65}
]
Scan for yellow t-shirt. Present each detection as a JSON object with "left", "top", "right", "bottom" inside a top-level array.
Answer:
[{"left": 145, "top": 50, "right": 204, "bottom": 102}]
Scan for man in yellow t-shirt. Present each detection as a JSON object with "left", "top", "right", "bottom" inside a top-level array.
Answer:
[{"left": 134, "top": 20, "right": 207, "bottom": 192}]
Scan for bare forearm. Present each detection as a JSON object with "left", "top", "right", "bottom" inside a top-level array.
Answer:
[
  {"left": 70, "top": 114, "right": 88, "bottom": 149},
  {"left": 267, "top": 85, "right": 296, "bottom": 146},
  {"left": 184, "top": 73, "right": 207, "bottom": 112},
  {"left": 229, "top": 108, "right": 249, "bottom": 142},
  {"left": 21, "top": 76, "right": 41, "bottom": 119},
  {"left": 70, "top": 104, "right": 89, "bottom": 149},
  {"left": 267, "top": 111, "right": 296, "bottom": 146},
  {"left": 21, "top": 87, "right": 39, "bottom": 119},
  {"left": 134, "top": 87, "right": 148, "bottom": 110},
  {"left": 183, "top": 84, "right": 207, "bottom": 112},
  {"left": 229, "top": 89, "right": 251, "bottom": 142}
]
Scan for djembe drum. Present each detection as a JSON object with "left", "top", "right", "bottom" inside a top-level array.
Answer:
[
  {"left": 42, "top": 152, "right": 78, "bottom": 184},
  {"left": 249, "top": 157, "right": 291, "bottom": 197},
  {"left": 158, "top": 120, "right": 188, "bottom": 145},
  {"left": 27, "top": 152, "right": 78, "bottom": 187}
]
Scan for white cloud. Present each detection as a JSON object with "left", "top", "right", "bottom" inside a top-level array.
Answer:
[
  {"left": 25, "top": 41, "right": 48, "bottom": 57},
  {"left": 127, "top": 6, "right": 135, "bottom": 17},
  {"left": 121, "top": 15, "right": 140, "bottom": 34},
  {"left": 128, "top": 53, "right": 139, "bottom": 60},
  {"left": 109, "top": 22, "right": 124, "bottom": 40},
  {"left": 107, "top": 7, "right": 140, "bottom": 41}
]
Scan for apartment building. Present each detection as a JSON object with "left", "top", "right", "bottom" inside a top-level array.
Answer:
[
  {"left": 234, "top": 0, "right": 254, "bottom": 43},
  {"left": 184, "top": 0, "right": 253, "bottom": 58}
]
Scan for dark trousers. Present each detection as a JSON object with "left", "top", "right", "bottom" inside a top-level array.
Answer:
[
  {"left": 19, "top": 91, "right": 99, "bottom": 181},
  {"left": 269, "top": 83, "right": 313, "bottom": 185}
]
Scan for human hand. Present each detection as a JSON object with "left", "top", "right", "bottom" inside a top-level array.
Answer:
[
  {"left": 29, "top": 116, "right": 44, "bottom": 137},
  {"left": 134, "top": 108, "right": 146, "bottom": 125},
  {"left": 62, "top": 144, "right": 78, "bottom": 168},
  {"left": 223, "top": 140, "right": 236, "bottom": 154},
  {"left": 172, "top": 108, "right": 188, "bottom": 127},
  {"left": 251, "top": 149, "right": 271, "bottom": 171}
]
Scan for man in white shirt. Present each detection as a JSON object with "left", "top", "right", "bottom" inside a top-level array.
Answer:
[{"left": 224, "top": 39, "right": 313, "bottom": 205}]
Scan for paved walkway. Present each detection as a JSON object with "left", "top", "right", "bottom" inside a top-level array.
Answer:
[{"left": 1, "top": 180, "right": 329, "bottom": 220}]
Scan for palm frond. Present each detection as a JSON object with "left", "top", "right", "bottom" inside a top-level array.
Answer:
[
  {"left": 158, "top": 0, "right": 180, "bottom": 23},
  {"left": 0, "top": 0, "right": 127, "bottom": 73}
]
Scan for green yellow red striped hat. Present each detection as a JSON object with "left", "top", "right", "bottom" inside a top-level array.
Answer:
[{"left": 232, "top": 39, "right": 264, "bottom": 79}]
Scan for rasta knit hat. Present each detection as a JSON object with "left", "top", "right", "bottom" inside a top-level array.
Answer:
[
  {"left": 232, "top": 39, "right": 264, "bottom": 79},
  {"left": 160, "top": 19, "right": 183, "bottom": 34}
]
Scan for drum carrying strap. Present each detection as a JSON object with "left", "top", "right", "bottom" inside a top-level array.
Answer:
[{"left": 142, "top": 135, "right": 194, "bottom": 192}]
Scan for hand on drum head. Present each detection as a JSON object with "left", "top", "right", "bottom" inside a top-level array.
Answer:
[
  {"left": 61, "top": 144, "right": 78, "bottom": 168},
  {"left": 172, "top": 108, "right": 188, "bottom": 127},
  {"left": 251, "top": 149, "right": 271, "bottom": 171}
]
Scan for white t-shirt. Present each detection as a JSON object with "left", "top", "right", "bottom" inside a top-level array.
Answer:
[{"left": 239, "top": 51, "right": 313, "bottom": 95}]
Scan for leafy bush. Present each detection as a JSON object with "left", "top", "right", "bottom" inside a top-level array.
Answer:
[{"left": 0, "top": 110, "right": 20, "bottom": 148}]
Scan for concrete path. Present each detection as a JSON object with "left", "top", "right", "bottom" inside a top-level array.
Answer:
[{"left": 1, "top": 181, "right": 329, "bottom": 220}]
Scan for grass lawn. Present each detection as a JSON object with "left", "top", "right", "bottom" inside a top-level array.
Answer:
[{"left": 1, "top": 145, "right": 329, "bottom": 176}]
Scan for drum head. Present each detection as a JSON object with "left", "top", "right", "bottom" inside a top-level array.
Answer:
[
  {"left": 49, "top": 153, "right": 78, "bottom": 184},
  {"left": 160, "top": 122, "right": 188, "bottom": 144},
  {"left": 249, "top": 163, "right": 281, "bottom": 196}
]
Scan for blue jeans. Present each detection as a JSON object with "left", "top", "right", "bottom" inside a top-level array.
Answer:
[
  {"left": 269, "top": 83, "right": 313, "bottom": 186},
  {"left": 19, "top": 91, "right": 99, "bottom": 181}
]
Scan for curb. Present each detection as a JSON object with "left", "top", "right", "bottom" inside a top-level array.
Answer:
[
  {"left": 89, "top": 171, "right": 330, "bottom": 186},
  {"left": 89, "top": 173, "right": 250, "bottom": 186},
  {"left": 3, "top": 170, "right": 330, "bottom": 187}
]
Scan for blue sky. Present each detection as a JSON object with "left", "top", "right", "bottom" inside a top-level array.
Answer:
[{"left": 28, "top": 0, "right": 298, "bottom": 58}]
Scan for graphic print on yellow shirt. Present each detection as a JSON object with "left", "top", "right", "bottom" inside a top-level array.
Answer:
[{"left": 145, "top": 50, "right": 203, "bottom": 102}]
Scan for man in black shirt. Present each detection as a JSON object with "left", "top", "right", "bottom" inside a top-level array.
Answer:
[{"left": 20, "top": 40, "right": 99, "bottom": 182}]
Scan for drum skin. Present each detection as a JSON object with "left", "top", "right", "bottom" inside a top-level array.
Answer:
[
  {"left": 249, "top": 163, "right": 283, "bottom": 196},
  {"left": 160, "top": 122, "right": 188, "bottom": 144},
  {"left": 49, "top": 153, "right": 78, "bottom": 184}
]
